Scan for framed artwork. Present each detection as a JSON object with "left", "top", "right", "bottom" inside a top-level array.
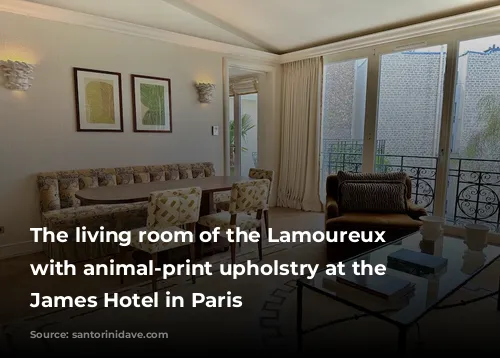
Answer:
[
  {"left": 131, "top": 74, "right": 172, "bottom": 133},
  {"left": 73, "top": 67, "right": 123, "bottom": 132}
]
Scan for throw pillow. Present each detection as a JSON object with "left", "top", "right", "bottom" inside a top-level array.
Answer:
[
  {"left": 98, "top": 174, "right": 117, "bottom": 187},
  {"left": 150, "top": 171, "right": 166, "bottom": 182},
  {"left": 134, "top": 172, "right": 151, "bottom": 184},
  {"left": 339, "top": 181, "right": 407, "bottom": 213},
  {"left": 337, "top": 171, "right": 407, "bottom": 185}
]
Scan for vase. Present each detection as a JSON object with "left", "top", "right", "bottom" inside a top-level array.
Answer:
[
  {"left": 419, "top": 216, "right": 444, "bottom": 241},
  {"left": 464, "top": 224, "right": 489, "bottom": 251}
]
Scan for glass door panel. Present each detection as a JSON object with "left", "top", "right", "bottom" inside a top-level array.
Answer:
[
  {"left": 320, "top": 58, "right": 369, "bottom": 199},
  {"left": 229, "top": 96, "right": 235, "bottom": 175},
  {"left": 445, "top": 35, "right": 500, "bottom": 232},
  {"left": 240, "top": 93, "right": 258, "bottom": 175},
  {"left": 374, "top": 45, "right": 448, "bottom": 215}
]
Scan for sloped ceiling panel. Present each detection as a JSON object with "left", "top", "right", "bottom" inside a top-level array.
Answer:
[
  {"left": 26, "top": 0, "right": 266, "bottom": 50},
  {"left": 181, "top": 0, "right": 500, "bottom": 53}
]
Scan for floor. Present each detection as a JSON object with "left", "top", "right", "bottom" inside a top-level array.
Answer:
[{"left": 0, "top": 208, "right": 324, "bottom": 323}]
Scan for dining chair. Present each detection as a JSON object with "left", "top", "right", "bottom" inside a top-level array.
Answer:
[
  {"left": 198, "top": 179, "right": 270, "bottom": 265},
  {"left": 215, "top": 168, "right": 275, "bottom": 231},
  {"left": 121, "top": 186, "right": 202, "bottom": 291}
]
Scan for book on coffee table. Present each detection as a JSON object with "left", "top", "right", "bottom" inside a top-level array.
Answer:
[
  {"left": 322, "top": 276, "right": 414, "bottom": 310},
  {"left": 336, "top": 271, "right": 415, "bottom": 300},
  {"left": 387, "top": 249, "right": 448, "bottom": 276}
]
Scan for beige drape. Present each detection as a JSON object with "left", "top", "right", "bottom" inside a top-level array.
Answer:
[{"left": 277, "top": 57, "right": 323, "bottom": 212}]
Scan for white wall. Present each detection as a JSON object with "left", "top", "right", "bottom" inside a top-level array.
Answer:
[{"left": 0, "top": 12, "right": 225, "bottom": 256}]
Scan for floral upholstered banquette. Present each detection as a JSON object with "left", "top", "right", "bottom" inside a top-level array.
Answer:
[{"left": 37, "top": 162, "right": 215, "bottom": 261}]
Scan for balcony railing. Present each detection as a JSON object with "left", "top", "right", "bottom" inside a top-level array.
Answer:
[{"left": 321, "top": 151, "right": 500, "bottom": 233}]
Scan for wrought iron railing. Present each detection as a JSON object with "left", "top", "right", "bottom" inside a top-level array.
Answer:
[{"left": 321, "top": 152, "right": 500, "bottom": 232}]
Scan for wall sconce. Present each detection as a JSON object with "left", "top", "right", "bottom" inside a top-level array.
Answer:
[
  {"left": 194, "top": 82, "right": 216, "bottom": 103},
  {"left": 0, "top": 60, "right": 35, "bottom": 91}
]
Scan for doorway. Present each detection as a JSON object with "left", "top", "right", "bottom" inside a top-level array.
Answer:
[{"left": 228, "top": 67, "right": 260, "bottom": 176}]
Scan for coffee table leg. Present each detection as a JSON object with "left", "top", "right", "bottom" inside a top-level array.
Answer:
[
  {"left": 398, "top": 326, "right": 407, "bottom": 356},
  {"left": 497, "top": 277, "right": 500, "bottom": 311},
  {"left": 297, "top": 283, "right": 303, "bottom": 352}
]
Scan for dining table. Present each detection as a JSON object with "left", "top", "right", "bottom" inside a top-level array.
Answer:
[{"left": 75, "top": 175, "right": 250, "bottom": 216}]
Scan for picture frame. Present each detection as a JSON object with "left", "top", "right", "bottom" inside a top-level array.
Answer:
[
  {"left": 131, "top": 74, "right": 172, "bottom": 133},
  {"left": 73, "top": 67, "right": 123, "bottom": 132}
]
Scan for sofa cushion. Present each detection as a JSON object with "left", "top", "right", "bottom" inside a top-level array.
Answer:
[
  {"left": 192, "top": 163, "right": 206, "bottom": 178},
  {"left": 58, "top": 177, "right": 80, "bottom": 208},
  {"left": 150, "top": 171, "right": 166, "bottom": 182},
  {"left": 37, "top": 174, "right": 61, "bottom": 211},
  {"left": 326, "top": 212, "right": 422, "bottom": 229},
  {"left": 339, "top": 181, "right": 407, "bottom": 213},
  {"left": 117, "top": 173, "right": 134, "bottom": 185},
  {"left": 98, "top": 173, "right": 117, "bottom": 186},
  {"left": 203, "top": 162, "right": 216, "bottom": 177},
  {"left": 79, "top": 176, "right": 98, "bottom": 189},
  {"left": 134, "top": 172, "right": 150, "bottom": 183},
  {"left": 164, "top": 164, "right": 180, "bottom": 180}
]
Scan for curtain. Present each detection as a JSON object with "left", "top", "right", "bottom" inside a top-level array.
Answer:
[
  {"left": 230, "top": 75, "right": 258, "bottom": 96},
  {"left": 277, "top": 57, "right": 323, "bottom": 212}
]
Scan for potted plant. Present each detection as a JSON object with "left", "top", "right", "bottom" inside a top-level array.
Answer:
[{"left": 230, "top": 113, "right": 255, "bottom": 170}]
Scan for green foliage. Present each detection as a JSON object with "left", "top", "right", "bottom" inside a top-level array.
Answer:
[
  {"left": 465, "top": 95, "right": 500, "bottom": 160},
  {"left": 141, "top": 84, "right": 165, "bottom": 126},
  {"left": 229, "top": 113, "right": 255, "bottom": 152}
]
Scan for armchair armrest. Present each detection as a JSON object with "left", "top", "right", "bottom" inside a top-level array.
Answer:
[
  {"left": 325, "top": 196, "right": 340, "bottom": 220},
  {"left": 407, "top": 200, "right": 427, "bottom": 220}
]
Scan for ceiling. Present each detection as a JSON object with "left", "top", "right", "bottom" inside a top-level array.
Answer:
[{"left": 26, "top": 0, "right": 500, "bottom": 54}]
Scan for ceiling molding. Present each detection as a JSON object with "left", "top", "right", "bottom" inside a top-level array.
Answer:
[
  {"left": 0, "top": 0, "right": 280, "bottom": 64},
  {"left": 163, "top": 0, "right": 277, "bottom": 53},
  {"left": 280, "top": 5, "right": 500, "bottom": 64}
]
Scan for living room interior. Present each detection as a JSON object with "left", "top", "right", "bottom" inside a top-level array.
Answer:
[{"left": 1, "top": 0, "right": 500, "bottom": 354}]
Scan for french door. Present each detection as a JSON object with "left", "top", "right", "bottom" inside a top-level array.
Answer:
[
  {"left": 443, "top": 34, "right": 500, "bottom": 233},
  {"left": 373, "top": 43, "right": 449, "bottom": 217},
  {"left": 229, "top": 93, "right": 258, "bottom": 176},
  {"left": 320, "top": 56, "right": 369, "bottom": 191},
  {"left": 321, "top": 26, "right": 500, "bottom": 236}
]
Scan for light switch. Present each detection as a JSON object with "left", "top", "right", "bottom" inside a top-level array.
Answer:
[{"left": 212, "top": 126, "right": 219, "bottom": 136}]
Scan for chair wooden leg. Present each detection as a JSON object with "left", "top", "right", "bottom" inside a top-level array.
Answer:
[
  {"left": 151, "top": 252, "right": 158, "bottom": 292},
  {"left": 264, "top": 210, "right": 270, "bottom": 233},
  {"left": 257, "top": 226, "right": 263, "bottom": 261},
  {"left": 231, "top": 241, "right": 236, "bottom": 265},
  {"left": 189, "top": 243, "right": 196, "bottom": 284}
]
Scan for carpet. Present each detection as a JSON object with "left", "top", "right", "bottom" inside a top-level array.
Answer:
[{"left": 1, "top": 238, "right": 498, "bottom": 354}]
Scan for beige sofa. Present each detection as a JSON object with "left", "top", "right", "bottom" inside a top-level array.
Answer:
[{"left": 37, "top": 162, "right": 215, "bottom": 262}]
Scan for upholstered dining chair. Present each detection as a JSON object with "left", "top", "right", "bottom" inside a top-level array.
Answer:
[
  {"left": 198, "top": 179, "right": 270, "bottom": 265},
  {"left": 215, "top": 168, "right": 275, "bottom": 231},
  {"left": 122, "top": 187, "right": 202, "bottom": 291}
]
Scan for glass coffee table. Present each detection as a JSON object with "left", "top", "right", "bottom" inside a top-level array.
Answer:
[{"left": 296, "top": 232, "right": 500, "bottom": 355}]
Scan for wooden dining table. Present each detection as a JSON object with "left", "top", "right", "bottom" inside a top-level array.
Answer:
[{"left": 75, "top": 175, "right": 250, "bottom": 216}]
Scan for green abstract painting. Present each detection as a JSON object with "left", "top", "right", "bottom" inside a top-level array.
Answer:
[{"left": 140, "top": 83, "right": 165, "bottom": 126}]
